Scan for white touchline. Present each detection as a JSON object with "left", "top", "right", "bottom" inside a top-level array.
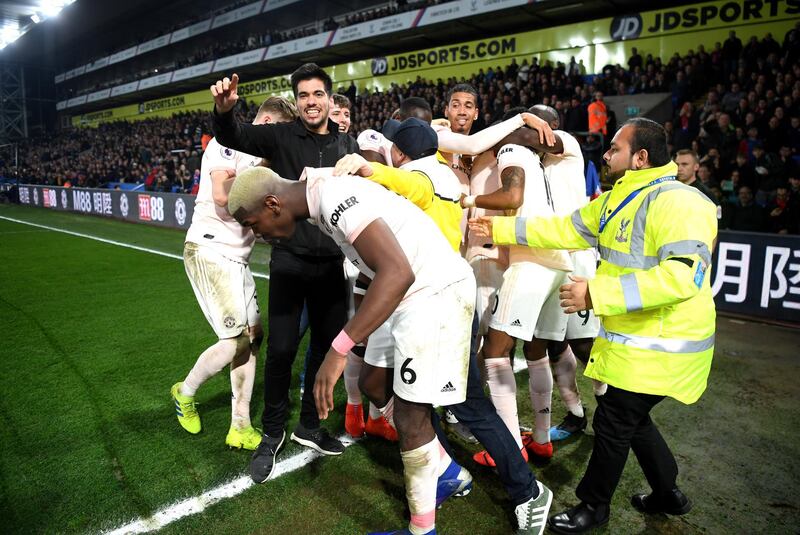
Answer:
[
  {"left": 0, "top": 215, "right": 270, "bottom": 279},
  {"left": 101, "top": 436, "right": 358, "bottom": 535},
  {"left": 3, "top": 214, "right": 530, "bottom": 534}
]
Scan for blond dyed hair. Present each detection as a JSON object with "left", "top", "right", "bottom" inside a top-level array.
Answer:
[
  {"left": 256, "top": 96, "right": 298, "bottom": 122},
  {"left": 228, "top": 167, "right": 294, "bottom": 217}
]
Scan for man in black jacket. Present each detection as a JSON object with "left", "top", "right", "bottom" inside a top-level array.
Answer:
[{"left": 211, "top": 63, "right": 360, "bottom": 483}]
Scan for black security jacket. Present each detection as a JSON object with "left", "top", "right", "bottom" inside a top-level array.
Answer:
[{"left": 212, "top": 108, "right": 360, "bottom": 257}]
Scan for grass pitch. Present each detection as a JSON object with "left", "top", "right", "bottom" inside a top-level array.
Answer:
[{"left": 0, "top": 203, "right": 798, "bottom": 534}]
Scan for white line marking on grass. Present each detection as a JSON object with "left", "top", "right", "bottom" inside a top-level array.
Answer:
[
  {"left": 105, "top": 362, "right": 532, "bottom": 533},
  {"left": 2, "top": 214, "right": 528, "bottom": 532},
  {"left": 0, "top": 215, "right": 270, "bottom": 279},
  {"left": 102, "top": 436, "right": 358, "bottom": 535},
  {"left": 0, "top": 229, "right": 49, "bottom": 234}
]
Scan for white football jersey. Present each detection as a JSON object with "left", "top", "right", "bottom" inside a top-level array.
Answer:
[
  {"left": 303, "top": 168, "right": 472, "bottom": 309},
  {"left": 496, "top": 143, "right": 572, "bottom": 271},
  {"left": 541, "top": 130, "right": 588, "bottom": 215},
  {"left": 185, "top": 138, "right": 261, "bottom": 261},
  {"left": 466, "top": 150, "right": 508, "bottom": 264}
]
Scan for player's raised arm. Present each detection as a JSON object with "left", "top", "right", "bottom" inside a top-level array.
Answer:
[
  {"left": 210, "top": 169, "right": 237, "bottom": 207},
  {"left": 462, "top": 161, "right": 524, "bottom": 210}
]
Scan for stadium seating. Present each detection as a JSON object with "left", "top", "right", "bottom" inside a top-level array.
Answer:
[{"left": 4, "top": 25, "right": 798, "bottom": 233}]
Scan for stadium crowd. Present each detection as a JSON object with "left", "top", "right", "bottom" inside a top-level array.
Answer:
[
  {"left": 6, "top": 25, "right": 799, "bottom": 234},
  {"left": 58, "top": 0, "right": 437, "bottom": 100}
]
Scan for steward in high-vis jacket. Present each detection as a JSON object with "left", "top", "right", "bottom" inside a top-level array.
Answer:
[
  {"left": 493, "top": 158, "right": 716, "bottom": 404},
  {"left": 470, "top": 118, "right": 717, "bottom": 533}
]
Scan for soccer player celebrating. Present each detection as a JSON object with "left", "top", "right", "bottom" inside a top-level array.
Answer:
[
  {"left": 227, "top": 162, "right": 475, "bottom": 535},
  {"left": 528, "top": 105, "right": 600, "bottom": 440},
  {"left": 172, "top": 97, "right": 297, "bottom": 449},
  {"left": 467, "top": 135, "right": 573, "bottom": 463},
  {"left": 337, "top": 117, "right": 556, "bottom": 534}
]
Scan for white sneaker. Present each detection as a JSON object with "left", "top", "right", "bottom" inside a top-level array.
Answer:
[{"left": 515, "top": 481, "right": 552, "bottom": 535}]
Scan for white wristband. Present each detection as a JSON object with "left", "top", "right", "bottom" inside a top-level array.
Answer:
[{"left": 463, "top": 195, "right": 477, "bottom": 208}]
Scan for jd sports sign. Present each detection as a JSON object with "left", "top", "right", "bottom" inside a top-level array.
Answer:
[{"left": 611, "top": 0, "right": 800, "bottom": 41}]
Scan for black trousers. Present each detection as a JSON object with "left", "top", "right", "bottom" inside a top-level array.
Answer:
[
  {"left": 576, "top": 385, "right": 679, "bottom": 506},
  {"left": 261, "top": 248, "right": 348, "bottom": 436},
  {"left": 448, "top": 313, "right": 536, "bottom": 505}
]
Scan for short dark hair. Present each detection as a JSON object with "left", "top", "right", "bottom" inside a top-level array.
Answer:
[
  {"left": 503, "top": 106, "right": 527, "bottom": 121},
  {"left": 447, "top": 83, "right": 478, "bottom": 106},
  {"left": 399, "top": 97, "right": 432, "bottom": 122},
  {"left": 290, "top": 63, "right": 332, "bottom": 97},
  {"left": 332, "top": 93, "right": 351, "bottom": 110},
  {"left": 624, "top": 118, "right": 670, "bottom": 167}
]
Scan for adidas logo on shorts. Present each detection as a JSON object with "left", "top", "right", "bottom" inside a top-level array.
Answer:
[
  {"left": 511, "top": 319, "right": 522, "bottom": 327},
  {"left": 440, "top": 381, "right": 456, "bottom": 393}
]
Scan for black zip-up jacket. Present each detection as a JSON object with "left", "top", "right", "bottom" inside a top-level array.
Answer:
[{"left": 212, "top": 107, "right": 360, "bottom": 257}]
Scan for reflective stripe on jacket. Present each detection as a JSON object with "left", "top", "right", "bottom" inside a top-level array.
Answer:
[{"left": 492, "top": 161, "right": 717, "bottom": 404}]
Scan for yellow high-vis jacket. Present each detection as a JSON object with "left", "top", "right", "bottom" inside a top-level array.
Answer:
[
  {"left": 368, "top": 155, "right": 463, "bottom": 253},
  {"left": 493, "top": 161, "right": 717, "bottom": 404}
]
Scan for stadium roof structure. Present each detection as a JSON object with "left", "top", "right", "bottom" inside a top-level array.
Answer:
[
  {"left": 0, "top": 0, "right": 77, "bottom": 51},
  {"left": 3, "top": 0, "right": 692, "bottom": 114}
]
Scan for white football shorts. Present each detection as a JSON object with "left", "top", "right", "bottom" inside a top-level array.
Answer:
[
  {"left": 565, "top": 249, "right": 600, "bottom": 339},
  {"left": 364, "top": 276, "right": 475, "bottom": 406},
  {"left": 184, "top": 242, "right": 260, "bottom": 339},
  {"left": 469, "top": 256, "right": 505, "bottom": 336},
  {"left": 490, "top": 261, "right": 567, "bottom": 342}
]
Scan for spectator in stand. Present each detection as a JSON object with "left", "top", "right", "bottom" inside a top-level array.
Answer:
[
  {"left": 186, "top": 150, "right": 201, "bottom": 174},
  {"left": 721, "top": 185, "right": 768, "bottom": 231},
  {"left": 697, "top": 162, "right": 718, "bottom": 189},
  {"left": 721, "top": 83, "right": 745, "bottom": 113},
  {"left": 673, "top": 102, "right": 699, "bottom": 151},
  {"left": 627, "top": 47, "right": 642, "bottom": 71},
  {"left": 701, "top": 112, "right": 738, "bottom": 163},
  {"left": 722, "top": 30, "right": 743, "bottom": 77},
  {"left": 766, "top": 184, "right": 798, "bottom": 234},
  {"left": 587, "top": 91, "right": 608, "bottom": 137},
  {"left": 675, "top": 149, "right": 719, "bottom": 207},
  {"left": 670, "top": 70, "right": 689, "bottom": 108},
  {"left": 720, "top": 166, "right": 742, "bottom": 201}
]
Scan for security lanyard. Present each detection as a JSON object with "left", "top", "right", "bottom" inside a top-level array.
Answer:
[{"left": 597, "top": 175, "right": 676, "bottom": 234}]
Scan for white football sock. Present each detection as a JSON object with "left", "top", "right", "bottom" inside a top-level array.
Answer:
[
  {"left": 436, "top": 441, "right": 453, "bottom": 477},
  {"left": 368, "top": 402, "right": 382, "bottom": 420},
  {"left": 402, "top": 437, "right": 438, "bottom": 535},
  {"left": 344, "top": 352, "right": 363, "bottom": 405},
  {"left": 552, "top": 347, "right": 584, "bottom": 418},
  {"left": 181, "top": 338, "right": 239, "bottom": 397},
  {"left": 485, "top": 357, "right": 523, "bottom": 449},
  {"left": 379, "top": 396, "right": 395, "bottom": 427},
  {"left": 527, "top": 358, "right": 553, "bottom": 444}
]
